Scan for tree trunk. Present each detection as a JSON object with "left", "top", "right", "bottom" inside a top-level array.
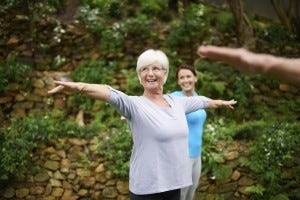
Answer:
[
  {"left": 228, "top": 0, "right": 255, "bottom": 48},
  {"left": 54, "top": 0, "right": 81, "bottom": 24},
  {"left": 271, "top": 0, "right": 293, "bottom": 32},
  {"left": 271, "top": 0, "right": 300, "bottom": 39}
]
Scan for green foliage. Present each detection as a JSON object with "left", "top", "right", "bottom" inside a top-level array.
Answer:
[
  {"left": 229, "top": 75, "right": 254, "bottom": 107},
  {"left": 165, "top": 3, "right": 211, "bottom": 54},
  {"left": 0, "top": 0, "right": 20, "bottom": 13},
  {"left": 121, "top": 14, "right": 153, "bottom": 40},
  {"left": 121, "top": 69, "right": 143, "bottom": 95},
  {"left": 249, "top": 122, "right": 299, "bottom": 173},
  {"left": 82, "top": 0, "right": 125, "bottom": 19},
  {"left": 0, "top": 113, "right": 58, "bottom": 183},
  {"left": 78, "top": 0, "right": 127, "bottom": 35},
  {"left": 77, "top": 5, "right": 106, "bottom": 35},
  {"left": 231, "top": 120, "right": 265, "bottom": 140},
  {"left": 255, "top": 23, "right": 297, "bottom": 49},
  {"left": 91, "top": 102, "right": 122, "bottom": 129},
  {"left": 245, "top": 184, "right": 265, "bottom": 196},
  {"left": 246, "top": 121, "right": 300, "bottom": 198},
  {"left": 71, "top": 60, "right": 117, "bottom": 84},
  {"left": 0, "top": 111, "right": 103, "bottom": 185},
  {"left": 215, "top": 11, "right": 236, "bottom": 34},
  {"left": 271, "top": 194, "right": 290, "bottom": 200},
  {"left": 52, "top": 55, "right": 68, "bottom": 69},
  {"left": 70, "top": 60, "right": 117, "bottom": 110},
  {"left": 0, "top": 0, "right": 64, "bottom": 14},
  {"left": 194, "top": 60, "right": 229, "bottom": 97},
  {"left": 100, "top": 25, "right": 125, "bottom": 53},
  {"left": 212, "top": 164, "right": 232, "bottom": 180},
  {"left": 97, "top": 122, "right": 132, "bottom": 179},
  {"left": 0, "top": 0, "right": 65, "bottom": 14},
  {"left": 202, "top": 118, "right": 236, "bottom": 179},
  {"left": 139, "top": 0, "right": 171, "bottom": 21},
  {"left": 0, "top": 53, "right": 32, "bottom": 93}
]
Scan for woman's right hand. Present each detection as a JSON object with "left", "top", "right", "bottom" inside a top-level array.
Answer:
[{"left": 48, "top": 80, "right": 79, "bottom": 94}]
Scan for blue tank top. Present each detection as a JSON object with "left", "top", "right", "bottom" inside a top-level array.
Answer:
[{"left": 172, "top": 91, "right": 207, "bottom": 158}]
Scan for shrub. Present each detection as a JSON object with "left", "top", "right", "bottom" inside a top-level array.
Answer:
[
  {"left": 70, "top": 60, "right": 117, "bottom": 110},
  {"left": 0, "top": 53, "right": 32, "bottom": 94},
  {"left": 97, "top": 121, "right": 132, "bottom": 179},
  {"left": 165, "top": 3, "right": 211, "bottom": 56},
  {"left": 0, "top": 111, "right": 103, "bottom": 185},
  {"left": 242, "top": 121, "right": 300, "bottom": 199}
]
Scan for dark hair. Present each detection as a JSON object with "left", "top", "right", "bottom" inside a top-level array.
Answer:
[{"left": 176, "top": 64, "right": 197, "bottom": 79}]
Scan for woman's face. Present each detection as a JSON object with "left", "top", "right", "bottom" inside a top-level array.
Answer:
[
  {"left": 139, "top": 62, "right": 167, "bottom": 92},
  {"left": 177, "top": 69, "right": 197, "bottom": 94}
]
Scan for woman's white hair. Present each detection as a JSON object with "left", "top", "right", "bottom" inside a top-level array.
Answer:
[{"left": 136, "top": 49, "right": 169, "bottom": 84}]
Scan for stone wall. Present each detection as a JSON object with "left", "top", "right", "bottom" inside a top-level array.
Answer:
[{"left": 0, "top": 136, "right": 256, "bottom": 200}]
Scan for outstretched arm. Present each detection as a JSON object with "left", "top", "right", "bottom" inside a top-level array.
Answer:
[
  {"left": 197, "top": 45, "right": 300, "bottom": 86},
  {"left": 206, "top": 98, "right": 237, "bottom": 109},
  {"left": 48, "top": 81, "right": 110, "bottom": 101}
]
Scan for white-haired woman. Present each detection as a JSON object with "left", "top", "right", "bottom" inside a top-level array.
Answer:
[{"left": 48, "top": 49, "right": 236, "bottom": 200}]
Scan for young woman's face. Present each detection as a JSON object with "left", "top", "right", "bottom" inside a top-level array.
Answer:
[
  {"left": 177, "top": 69, "right": 197, "bottom": 94},
  {"left": 139, "top": 62, "right": 167, "bottom": 92}
]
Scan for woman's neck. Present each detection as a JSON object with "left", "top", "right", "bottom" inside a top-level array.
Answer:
[
  {"left": 143, "top": 91, "right": 163, "bottom": 100},
  {"left": 143, "top": 90, "right": 170, "bottom": 107},
  {"left": 182, "top": 90, "right": 194, "bottom": 97}
]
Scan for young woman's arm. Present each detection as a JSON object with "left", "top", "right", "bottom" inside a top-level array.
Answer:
[{"left": 206, "top": 98, "right": 237, "bottom": 109}]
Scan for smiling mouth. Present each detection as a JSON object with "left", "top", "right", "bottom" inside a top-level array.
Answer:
[
  {"left": 147, "top": 80, "right": 156, "bottom": 83},
  {"left": 182, "top": 83, "right": 191, "bottom": 87}
]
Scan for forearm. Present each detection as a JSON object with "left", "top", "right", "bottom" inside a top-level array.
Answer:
[
  {"left": 205, "top": 97, "right": 236, "bottom": 109},
  {"left": 263, "top": 56, "right": 300, "bottom": 86},
  {"left": 206, "top": 99, "right": 225, "bottom": 108},
  {"left": 77, "top": 82, "right": 111, "bottom": 101},
  {"left": 48, "top": 81, "right": 111, "bottom": 101}
]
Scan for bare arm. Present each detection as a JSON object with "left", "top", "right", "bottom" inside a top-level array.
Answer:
[
  {"left": 206, "top": 98, "right": 237, "bottom": 109},
  {"left": 48, "top": 81, "right": 110, "bottom": 101},
  {"left": 197, "top": 45, "right": 300, "bottom": 86}
]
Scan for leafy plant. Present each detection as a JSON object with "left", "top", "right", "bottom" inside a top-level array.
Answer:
[
  {"left": 201, "top": 118, "right": 236, "bottom": 179},
  {"left": 100, "top": 25, "right": 125, "bottom": 53},
  {"left": 121, "top": 14, "right": 153, "bottom": 40},
  {"left": 215, "top": 11, "right": 236, "bottom": 34},
  {"left": 246, "top": 121, "right": 300, "bottom": 198},
  {"left": 139, "top": 0, "right": 171, "bottom": 21},
  {"left": 0, "top": 113, "right": 59, "bottom": 184},
  {"left": 121, "top": 69, "right": 143, "bottom": 95},
  {"left": 82, "top": 0, "right": 125, "bottom": 19},
  {"left": 0, "top": 53, "right": 32, "bottom": 93},
  {"left": 255, "top": 23, "right": 297, "bottom": 49},
  {"left": 70, "top": 60, "right": 117, "bottom": 110},
  {"left": 245, "top": 184, "right": 265, "bottom": 196},
  {"left": 77, "top": 5, "right": 106, "bottom": 35},
  {"left": 165, "top": 3, "right": 211, "bottom": 56},
  {"left": 0, "top": 111, "right": 103, "bottom": 185},
  {"left": 97, "top": 122, "right": 132, "bottom": 179},
  {"left": 0, "top": 0, "right": 65, "bottom": 14}
]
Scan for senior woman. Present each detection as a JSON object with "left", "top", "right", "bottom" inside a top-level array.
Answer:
[{"left": 48, "top": 49, "right": 236, "bottom": 200}]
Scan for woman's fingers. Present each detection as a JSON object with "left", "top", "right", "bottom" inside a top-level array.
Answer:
[
  {"left": 48, "top": 85, "right": 65, "bottom": 94},
  {"left": 48, "top": 81, "right": 78, "bottom": 94},
  {"left": 225, "top": 100, "right": 237, "bottom": 109}
]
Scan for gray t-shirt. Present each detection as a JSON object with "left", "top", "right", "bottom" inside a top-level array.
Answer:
[{"left": 107, "top": 87, "right": 209, "bottom": 195}]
